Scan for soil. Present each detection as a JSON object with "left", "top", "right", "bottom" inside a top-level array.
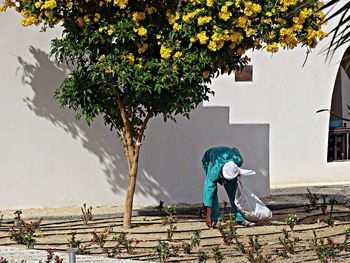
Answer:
[{"left": 1, "top": 202, "right": 350, "bottom": 262}]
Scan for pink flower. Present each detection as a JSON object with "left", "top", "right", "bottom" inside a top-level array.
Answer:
[{"left": 130, "top": 238, "right": 139, "bottom": 246}]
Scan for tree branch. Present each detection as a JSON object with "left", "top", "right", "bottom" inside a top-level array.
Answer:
[
  {"left": 116, "top": 98, "right": 135, "bottom": 157},
  {"left": 135, "top": 110, "right": 153, "bottom": 156}
]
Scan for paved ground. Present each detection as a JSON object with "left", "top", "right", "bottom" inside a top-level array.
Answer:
[
  {"left": 0, "top": 184, "right": 349, "bottom": 262},
  {"left": 264, "top": 184, "right": 350, "bottom": 207},
  {"left": 0, "top": 246, "right": 142, "bottom": 263}
]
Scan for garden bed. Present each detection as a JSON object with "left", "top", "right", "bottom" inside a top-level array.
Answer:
[{"left": 0, "top": 199, "right": 350, "bottom": 262}]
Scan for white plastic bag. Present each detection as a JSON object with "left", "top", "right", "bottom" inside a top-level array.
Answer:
[{"left": 234, "top": 177, "right": 272, "bottom": 222}]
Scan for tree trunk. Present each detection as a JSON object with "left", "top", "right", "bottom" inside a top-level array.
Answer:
[
  {"left": 115, "top": 98, "right": 153, "bottom": 228},
  {"left": 123, "top": 153, "right": 139, "bottom": 228}
]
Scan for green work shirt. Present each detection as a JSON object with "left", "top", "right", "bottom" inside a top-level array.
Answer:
[{"left": 202, "top": 146, "right": 243, "bottom": 207}]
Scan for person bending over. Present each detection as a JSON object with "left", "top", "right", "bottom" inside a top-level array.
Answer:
[{"left": 202, "top": 146, "right": 255, "bottom": 228}]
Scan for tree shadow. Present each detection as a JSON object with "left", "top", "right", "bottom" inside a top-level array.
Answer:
[
  {"left": 17, "top": 47, "right": 270, "bottom": 206},
  {"left": 17, "top": 47, "right": 165, "bottom": 200}
]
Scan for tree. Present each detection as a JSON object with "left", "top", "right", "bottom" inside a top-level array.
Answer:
[{"left": 1, "top": 0, "right": 326, "bottom": 228}]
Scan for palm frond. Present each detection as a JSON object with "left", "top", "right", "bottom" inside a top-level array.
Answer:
[{"left": 323, "top": 0, "right": 350, "bottom": 58}]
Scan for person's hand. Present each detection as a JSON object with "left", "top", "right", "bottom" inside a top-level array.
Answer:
[
  {"left": 206, "top": 214, "right": 212, "bottom": 228},
  {"left": 205, "top": 207, "right": 212, "bottom": 228}
]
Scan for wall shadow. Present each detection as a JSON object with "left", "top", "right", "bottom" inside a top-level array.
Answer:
[{"left": 18, "top": 47, "right": 270, "bottom": 206}]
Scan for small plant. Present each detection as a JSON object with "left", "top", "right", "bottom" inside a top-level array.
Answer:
[
  {"left": 155, "top": 200, "right": 164, "bottom": 215},
  {"left": 278, "top": 229, "right": 300, "bottom": 257},
  {"left": 45, "top": 249, "right": 63, "bottom": 263},
  {"left": 112, "top": 232, "right": 138, "bottom": 254},
  {"left": 328, "top": 198, "right": 337, "bottom": 216},
  {"left": 197, "top": 250, "right": 208, "bottom": 263},
  {"left": 162, "top": 205, "right": 177, "bottom": 241},
  {"left": 343, "top": 228, "right": 350, "bottom": 252},
  {"left": 190, "top": 230, "right": 201, "bottom": 248},
  {"left": 162, "top": 205, "right": 176, "bottom": 225},
  {"left": 212, "top": 247, "right": 224, "bottom": 263},
  {"left": 0, "top": 211, "right": 3, "bottom": 226},
  {"left": 91, "top": 229, "right": 110, "bottom": 249},
  {"left": 306, "top": 188, "right": 319, "bottom": 208},
  {"left": 166, "top": 224, "right": 177, "bottom": 241},
  {"left": 81, "top": 203, "right": 93, "bottom": 225},
  {"left": 10, "top": 210, "right": 41, "bottom": 249},
  {"left": 181, "top": 230, "right": 202, "bottom": 254},
  {"left": 195, "top": 206, "right": 205, "bottom": 219},
  {"left": 286, "top": 214, "right": 299, "bottom": 231},
  {"left": 67, "top": 232, "right": 90, "bottom": 255},
  {"left": 153, "top": 240, "right": 179, "bottom": 263},
  {"left": 323, "top": 214, "right": 335, "bottom": 227},
  {"left": 320, "top": 195, "right": 328, "bottom": 215},
  {"left": 236, "top": 235, "right": 271, "bottom": 263},
  {"left": 220, "top": 200, "right": 228, "bottom": 220},
  {"left": 181, "top": 241, "right": 192, "bottom": 254},
  {"left": 310, "top": 230, "right": 343, "bottom": 262},
  {"left": 219, "top": 216, "right": 237, "bottom": 245}
]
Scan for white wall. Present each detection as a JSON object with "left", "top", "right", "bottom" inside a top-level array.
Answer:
[
  {"left": 208, "top": 31, "right": 350, "bottom": 187},
  {"left": 0, "top": 10, "right": 269, "bottom": 209}
]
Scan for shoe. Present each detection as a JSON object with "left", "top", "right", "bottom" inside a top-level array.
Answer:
[
  {"left": 238, "top": 220, "right": 256, "bottom": 227},
  {"left": 211, "top": 221, "right": 221, "bottom": 229}
]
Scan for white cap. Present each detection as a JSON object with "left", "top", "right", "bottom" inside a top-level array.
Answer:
[{"left": 222, "top": 161, "right": 256, "bottom": 180}]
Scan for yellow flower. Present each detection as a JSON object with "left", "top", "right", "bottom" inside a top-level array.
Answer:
[
  {"left": 76, "top": 17, "right": 84, "bottom": 27},
  {"left": 137, "top": 27, "right": 147, "bottom": 37},
  {"left": 219, "top": 6, "right": 232, "bottom": 21},
  {"left": 173, "top": 23, "right": 182, "bottom": 31},
  {"left": 229, "top": 31, "right": 243, "bottom": 44},
  {"left": 146, "top": 6, "right": 157, "bottom": 15},
  {"left": 245, "top": 28, "right": 256, "bottom": 37},
  {"left": 107, "top": 27, "right": 115, "bottom": 35},
  {"left": 138, "top": 43, "right": 148, "bottom": 53},
  {"left": 197, "top": 31, "right": 209, "bottom": 44},
  {"left": 172, "top": 64, "right": 178, "bottom": 71},
  {"left": 190, "top": 36, "right": 197, "bottom": 43},
  {"left": 261, "top": 18, "right": 271, "bottom": 24},
  {"left": 208, "top": 41, "right": 218, "bottom": 51},
  {"left": 132, "top": 11, "right": 146, "bottom": 23},
  {"left": 114, "top": 0, "right": 128, "bottom": 9},
  {"left": 83, "top": 15, "right": 90, "bottom": 23},
  {"left": 41, "top": 0, "right": 57, "bottom": 10},
  {"left": 173, "top": 51, "right": 183, "bottom": 59},
  {"left": 206, "top": 0, "right": 214, "bottom": 7},
  {"left": 198, "top": 16, "right": 212, "bottom": 26},
  {"left": 243, "top": 2, "right": 261, "bottom": 17},
  {"left": 94, "top": 13, "right": 101, "bottom": 22},
  {"left": 125, "top": 53, "right": 135, "bottom": 64},
  {"left": 167, "top": 11, "right": 180, "bottom": 25},
  {"left": 202, "top": 71, "right": 210, "bottom": 79},
  {"left": 266, "top": 43, "right": 279, "bottom": 53},
  {"left": 292, "top": 17, "right": 299, "bottom": 24},
  {"left": 160, "top": 45, "right": 172, "bottom": 59},
  {"left": 34, "top": 1, "right": 42, "bottom": 8}
]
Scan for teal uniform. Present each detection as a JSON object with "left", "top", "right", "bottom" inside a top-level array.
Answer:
[{"left": 202, "top": 146, "right": 245, "bottom": 222}]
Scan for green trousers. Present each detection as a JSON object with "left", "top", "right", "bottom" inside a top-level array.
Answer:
[{"left": 210, "top": 177, "right": 245, "bottom": 222}]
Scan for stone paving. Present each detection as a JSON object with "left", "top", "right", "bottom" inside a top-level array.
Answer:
[{"left": 0, "top": 246, "right": 141, "bottom": 263}]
